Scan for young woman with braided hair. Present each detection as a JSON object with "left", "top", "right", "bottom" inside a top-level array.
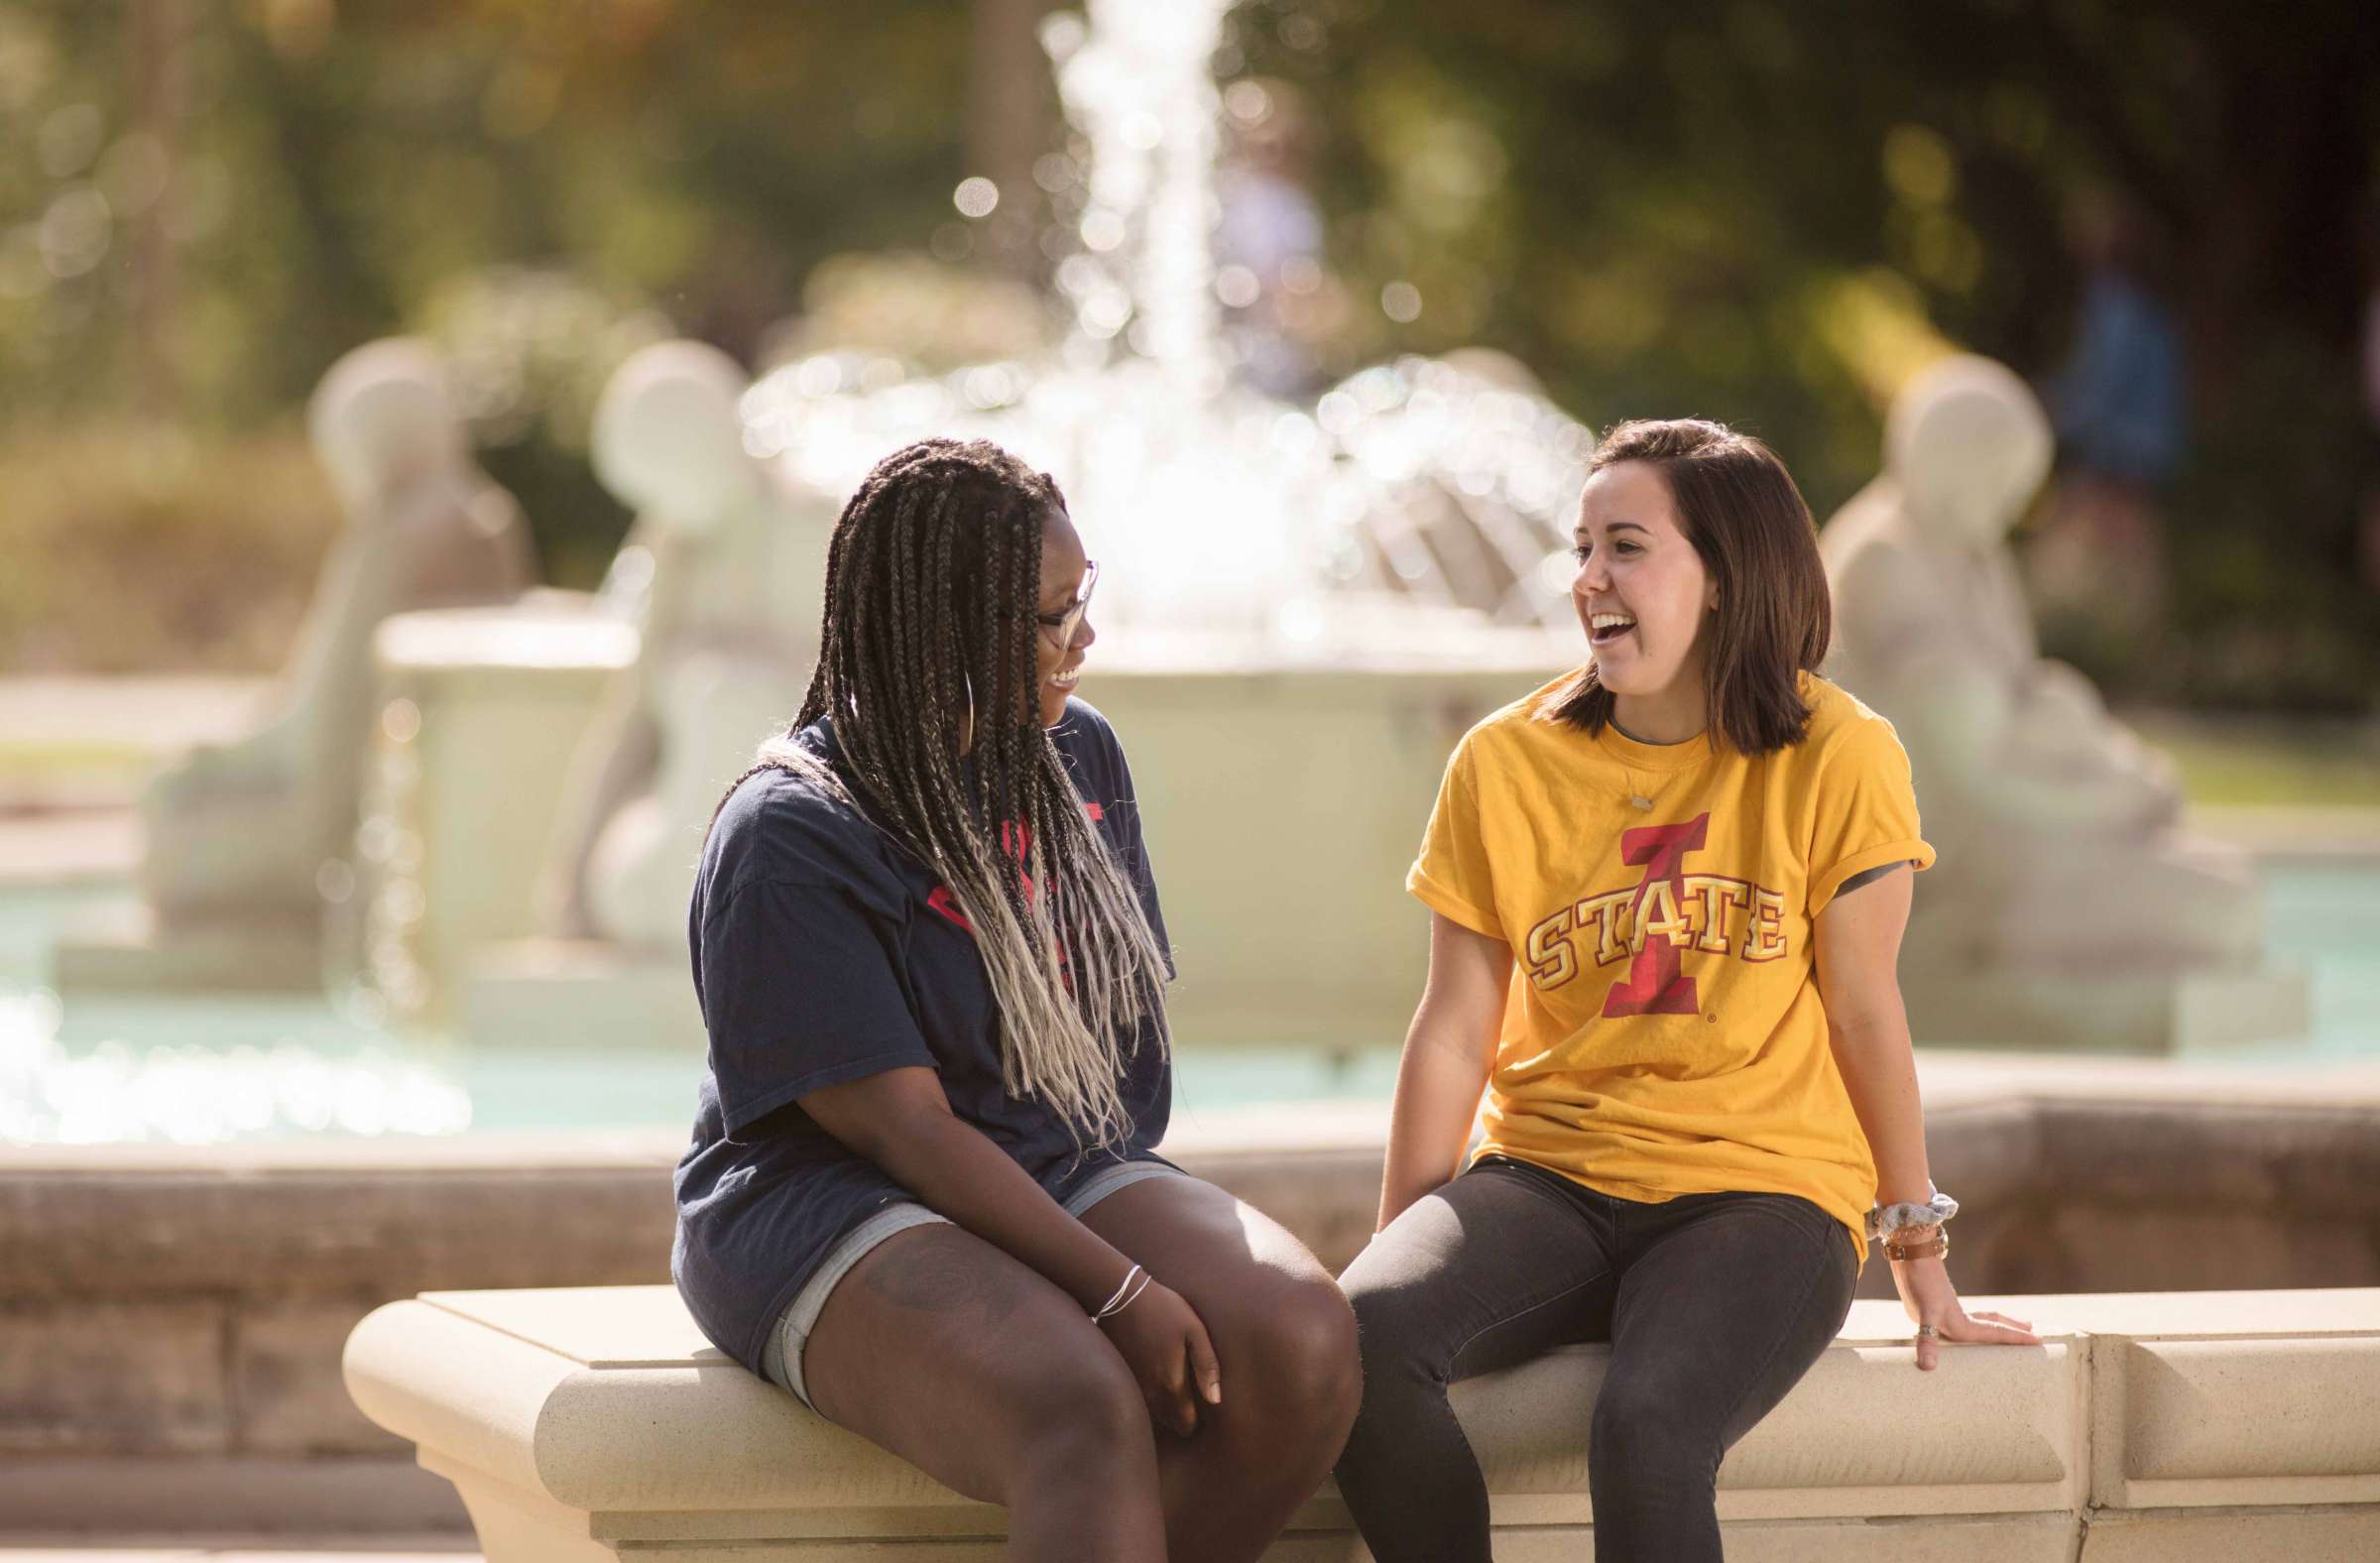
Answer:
[{"left": 671, "top": 438, "right": 1360, "bottom": 1561}]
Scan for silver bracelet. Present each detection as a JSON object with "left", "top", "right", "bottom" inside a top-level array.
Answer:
[
  {"left": 1092, "top": 1264, "right": 1146, "bottom": 1321},
  {"left": 1864, "top": 1185, "right": 1959, "bottom": 1245},
  {"left": 1096, "top": 1271, "right": 1153, "bottom": 1323}
]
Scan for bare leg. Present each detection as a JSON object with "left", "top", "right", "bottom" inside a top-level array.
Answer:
[
  {"left": 799, "top": 1222, "right": 1165, "bottom": 1562},
  {"left": 1076, "top": 1175, "right": 1364, "bottom": 1563}
]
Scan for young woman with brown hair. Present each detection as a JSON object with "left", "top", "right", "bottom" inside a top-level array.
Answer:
[
  {"left": 672, "top": 437, "right": 1359, "bottom": 1561},
  {"left": 1334, "top": 419, "right": 2042, "bottom": 1561}
]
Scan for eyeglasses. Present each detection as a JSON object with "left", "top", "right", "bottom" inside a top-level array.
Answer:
[{"left": 1035, "top": 559, "right": 1098, "bottom": 645}]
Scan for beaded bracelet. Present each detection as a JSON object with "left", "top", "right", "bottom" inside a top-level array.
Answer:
[{"left": 1864, "top": 1185, "right": 1960, "bottom": 1245}]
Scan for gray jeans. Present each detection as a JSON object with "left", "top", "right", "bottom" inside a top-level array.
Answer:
[
  {"left": 760, "top": 1156, "right": 1188, "bottom": 1413},
  {"left": 1335, "top": 1154, "right": 1858, "bottom": 1562}
]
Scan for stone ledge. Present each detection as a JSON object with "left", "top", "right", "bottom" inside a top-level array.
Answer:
[
  {"left": 11, "top": 1082, "right": 2379, "bottom": 1298},
  {"left": 343, "top": 1286, "right": 2380, "bottom": 1561},
  {"left": 9, "top": 1087, "right": 2378, "bottom": 1537},
  {"left": 0, "top": 1455, "right": 467, "bottom": 1535},
  {"left": 0, "top": 1299, "right": 230, "bottom": 1456}
]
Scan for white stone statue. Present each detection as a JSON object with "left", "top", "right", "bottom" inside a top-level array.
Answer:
[
  {"left": 1819, "top": 354, "right": 2259, "bottom": 974},
  {"left": 139, "top": 338, "right": 535, "bottom": 928},
  {"left": 538, "top": 340, "right": 836, "bottom": 952}
]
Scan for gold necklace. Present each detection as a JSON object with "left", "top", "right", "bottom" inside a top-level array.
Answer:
[
  {"left": 1616, "top": 762, "right": 1660, "bottom": 813},
  {"left": 1608, "top": 716, "right": 1704, "bottom": 813}
]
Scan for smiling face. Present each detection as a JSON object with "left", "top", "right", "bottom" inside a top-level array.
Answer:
[
  {"left": 1033, "top": 507, "right": 1096, "bottom": 728},
  {"left": 1571, "top": 458, "right": 1719, "bottom": 717}
]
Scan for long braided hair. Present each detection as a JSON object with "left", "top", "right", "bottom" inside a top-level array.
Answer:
[{"left": 712, "top": 437, "right": 1171, "bottom": 1149}]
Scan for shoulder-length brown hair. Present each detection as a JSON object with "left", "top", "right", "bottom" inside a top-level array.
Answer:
[{"left": 1538, "top": 419, "right": 1830, "bottom": 756}]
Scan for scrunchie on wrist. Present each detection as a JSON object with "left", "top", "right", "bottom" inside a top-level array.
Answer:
[{"left": 1864, "top": 1184, "right": 1959, "bottom": 1245}]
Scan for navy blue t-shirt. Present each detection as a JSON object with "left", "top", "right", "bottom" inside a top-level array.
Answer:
[{"left": 670, "top": 698, "right": 1173, "bottom": 1374}]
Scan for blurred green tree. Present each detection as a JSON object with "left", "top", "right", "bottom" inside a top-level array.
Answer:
[
  {"left": 1232, "top": 0, "right": 2380, "bottom": 708},
  {"left": 0, "top": 0, "right": 986, "bottom": 598},
  {"left": 2, "top": 0, "right": 2373, "bottom": 707}
]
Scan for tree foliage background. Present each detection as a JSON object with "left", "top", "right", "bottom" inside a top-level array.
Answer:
[{"left": 3, "top": 0, "right": 2374, "bottom": 708}]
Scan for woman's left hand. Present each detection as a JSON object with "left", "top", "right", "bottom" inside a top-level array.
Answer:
[{"left": 1893, "top": 1241, "right": 2043, "bottom": 1371}]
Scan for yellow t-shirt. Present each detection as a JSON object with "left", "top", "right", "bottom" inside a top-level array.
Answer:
[{"left": 1407, "top": 669, "right": 1936, "bottom": 1266}]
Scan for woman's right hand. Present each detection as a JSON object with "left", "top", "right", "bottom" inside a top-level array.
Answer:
[
  {"left": 1099, "top": 1279, "right": 1222, "bottom": 1436},
  {"left": 797, "top": 1069, "right": 1225, "bottom": 1430}
]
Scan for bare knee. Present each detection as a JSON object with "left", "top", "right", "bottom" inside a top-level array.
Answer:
[
  {"left": 1217, "top": 1276, "right": 1363, "bottom": 1463},
  {"left": 1006, "top": 1348, "right": 1154, "bottom": 1495}
]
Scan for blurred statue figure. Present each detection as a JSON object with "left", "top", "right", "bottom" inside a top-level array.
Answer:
[
  {"left": 140, "top": 338, "right": 534, "bottom": 929},
  {"left": 1820, "top": 354, "right": 2259, "bottom": 978},
  {"left": 539, "top": 340, "right": 835, "bottom": 953}
]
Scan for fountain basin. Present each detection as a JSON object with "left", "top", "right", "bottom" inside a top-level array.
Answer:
[
  {"left": 7, "top": 1061, "right": 2378, "bottom": 1537},
  {"left": 428, "top": 620, "right": 1574, "bottom": 1052}
]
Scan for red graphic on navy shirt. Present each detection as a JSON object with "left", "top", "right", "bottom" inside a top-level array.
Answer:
[{"left": 927, "top": 801, "right": 1105, "bottom": 944}]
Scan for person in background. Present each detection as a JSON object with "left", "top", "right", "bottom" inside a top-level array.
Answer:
[
  {"left": 2032, "top": 187, "right": 2189, "bottom": 640},
  {"left": 2358, "top": 198, "right": 2380, "bottom": 594}
]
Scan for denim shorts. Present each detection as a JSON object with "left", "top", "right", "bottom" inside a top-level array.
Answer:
[{"left": 760, "top": 1156, "right": 1188, "bottom": 1413}]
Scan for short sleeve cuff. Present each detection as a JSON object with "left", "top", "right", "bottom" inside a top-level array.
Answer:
[
  {"left": 1406, "top": 863, "right": 1502, "bottom": 940},
  {"left": 1810, "top": 838, "right": 1936, "bottom": 917},
  {"left": 719, "top": 1044, "right": 939, "bottom": 1134}
]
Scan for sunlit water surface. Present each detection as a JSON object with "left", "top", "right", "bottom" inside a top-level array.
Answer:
[{"left": 1, "top": 860, "right": 2371, "bottom": 1145}]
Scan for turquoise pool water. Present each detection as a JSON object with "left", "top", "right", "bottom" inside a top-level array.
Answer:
[
  {"left": 0, "top": 879, "right": 1402, "bottom": 1142},
  {"left": 1, "top": 860, "right": 2371, "bottom": 1144}
]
